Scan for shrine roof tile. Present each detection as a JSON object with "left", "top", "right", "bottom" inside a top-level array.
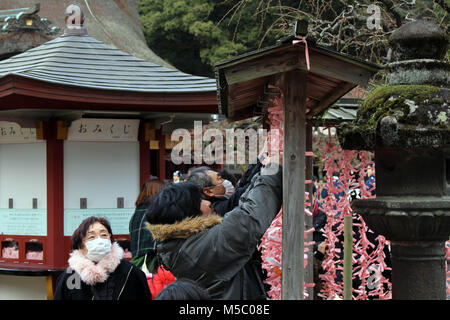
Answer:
[{"left": 0, "top": 34, "right": 217, "bottom": 93}]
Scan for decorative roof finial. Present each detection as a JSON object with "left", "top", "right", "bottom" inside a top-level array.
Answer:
[{"left": 64, "top": 4, "right": 87, "bottom": 36}]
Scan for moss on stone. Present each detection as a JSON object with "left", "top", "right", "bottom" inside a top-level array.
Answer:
[
  {"left": 357, "top": 84, "right": 441, "bottom": 128},
  {"left": 338, "top": 84, "right": 449, "bottom": 149},
  {"left": 430, "top": 97, "right": 444, "bottom": 104}
]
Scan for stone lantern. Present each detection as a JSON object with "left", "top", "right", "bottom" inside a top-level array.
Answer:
[{"left": 338, "top": 19, "right": 449, "bottom": 300}]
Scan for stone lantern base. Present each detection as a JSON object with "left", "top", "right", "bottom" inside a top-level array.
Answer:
[
  {"left": 391, "top": 241, "right": 445, "bottom": 300},
  {"left": 352, "top": 197, "right": 450, "bottom": 300}
]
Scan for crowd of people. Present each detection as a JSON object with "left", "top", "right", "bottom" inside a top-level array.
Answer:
[
  {"left": 53, "top": 147, "right": 386, "bottom": 300},
  {"left": 54, "top": 148, "right": 282, "bottom": 300}
]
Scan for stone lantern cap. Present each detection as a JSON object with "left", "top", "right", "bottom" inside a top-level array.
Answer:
[
  {"left": 388, "top": 19, "right": 448, "bottom": 61},
  {"left": 338, "top": 19, "right": 449, "bottom": 150}
]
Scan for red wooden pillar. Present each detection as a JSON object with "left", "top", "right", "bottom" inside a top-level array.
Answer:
[
  {"left": 157, "top": 128, "right": 166, "bottom": 181},
  {"left": 43, "top": 121, "right": 65, "bottom": 269},
  {"left": 139, "top": 123, "right": 151, "bottom": 187}
]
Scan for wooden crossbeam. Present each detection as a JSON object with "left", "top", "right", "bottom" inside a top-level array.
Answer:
[
  {"left": 224, "top": 49, "right": 301, "bottom": 86},
  {"left": 223, "top": 45, "right": 375, "bottom": 89},
  {"left": 307, "top": 82, "right": 356, "bottom": 119}
]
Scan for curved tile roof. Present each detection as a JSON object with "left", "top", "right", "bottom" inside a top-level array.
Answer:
[
  {"left": 0, "top": 0, "right": 174, "bottom": 69},
  {"left": 0, "top": 32, "right": 217, "bottom": 93}
]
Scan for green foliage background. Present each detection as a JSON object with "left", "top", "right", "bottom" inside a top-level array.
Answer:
[
  {"left": 138, "top": 0, "right": 283, "bottom": 77},
  {"left": 139, "top": 0, "right": 448, "bottom": 77}
]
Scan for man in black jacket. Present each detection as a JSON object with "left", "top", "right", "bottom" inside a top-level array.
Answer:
[
  {"left": 146, "top": 161, "right": 282, "bottom": 299},
  {"left": 187, "top": 159, "right": 269, "bottom": 295}
]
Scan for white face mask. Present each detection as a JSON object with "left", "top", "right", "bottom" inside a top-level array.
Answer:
[
  {"left": 85, "top": 238, "right": 111, "bottom": 262},
  {"left": 215, "top": 179, "right": 235, "bottom": 200}
]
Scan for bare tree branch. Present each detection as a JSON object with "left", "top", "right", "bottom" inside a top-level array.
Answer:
[
  {"left": 432, "top": 0, "right": 450, "bottom": 15},
  {"left": 378, "top": 0, "right": 404, "bottom": 27},
  {"left": 228, "top": 0, "right": 448, "bottom": 64}
]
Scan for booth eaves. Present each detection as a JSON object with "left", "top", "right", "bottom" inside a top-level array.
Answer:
[{"left": 214, "top": 36, "right": 383, "bottom": 121}]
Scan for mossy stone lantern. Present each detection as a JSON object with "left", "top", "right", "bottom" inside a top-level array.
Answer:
[{"left": 338, "top": 19, "right": 450, "bottom": 300}]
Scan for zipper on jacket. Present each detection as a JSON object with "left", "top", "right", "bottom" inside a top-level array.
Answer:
[
  {"left": 117, "top": 266, "right": 133, "bottom": 300},
  {"left": 137, "top": 213, "right": 146, "bottom": 252}
]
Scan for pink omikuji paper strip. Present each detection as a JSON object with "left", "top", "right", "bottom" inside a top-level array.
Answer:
[
  {"left": 446, "top": 240, "right": 450, "bottom": 299},
  {"left": 292, "top": 37, "right": 311, "bottom": 71},
  {"left": 317, "top": 133, "right": 392, "bottom": 300},
  {"left": 259, "top": 98, "right": 396, "bottom": 300}
]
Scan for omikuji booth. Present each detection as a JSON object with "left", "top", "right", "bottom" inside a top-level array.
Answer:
[
  {"left": 0, "top": 6, "right": 217, "bottom": 299},
  {"left": 0, "top": 119, "right": 140, "bottom": 263}
]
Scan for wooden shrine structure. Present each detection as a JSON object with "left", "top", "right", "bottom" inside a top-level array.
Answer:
[{"left": 215, "top": 22, "right": 382, "bottom": 299}]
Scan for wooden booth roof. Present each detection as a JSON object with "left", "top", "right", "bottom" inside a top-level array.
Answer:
[
  {"left": 0, "top": 33, "right": 216, "bottom": 93},
  {"left": 0, "top": 0, "right": 174, "bottom": 69},
  {"left": 0, "top": 25, "right": 218, "bottom": 124},
  {"left": 215, "top": 37, "right": 382, "bottom": 121}
]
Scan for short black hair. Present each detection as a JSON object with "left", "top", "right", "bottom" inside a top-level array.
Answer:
[
  {"left": 155, "top": 278, "right": 211, "bottom": 300},
  {"left": 145, "top": 182, "right": 203, "bottom": 225},
  {"left": 71, "top": 216, "right": 114, "bottom": 250}
]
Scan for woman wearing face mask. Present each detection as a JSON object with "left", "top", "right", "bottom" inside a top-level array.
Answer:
[{"left": 54, "top": 217, "right": 152, "bottom": 300}]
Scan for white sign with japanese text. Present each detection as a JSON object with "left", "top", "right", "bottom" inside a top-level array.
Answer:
[
  {"left": 64, "top": 208, "right": 134, "bottom": 236},
  {"left": 0, "top": 209, "right": 47, "bottom": 236},
  {"left": 0, "top": 121, "right": 37, "bottom": 144},
  {"left": 67, "top": 118, "right": 140, "bottom": 142}
]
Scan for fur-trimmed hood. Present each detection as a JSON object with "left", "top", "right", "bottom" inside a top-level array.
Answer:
[
  {"left": 146, "top": 215, "right": 223, "bottom": 242},
  {"left": 68, "top": 242, "right": 123, "bottom": 285}
]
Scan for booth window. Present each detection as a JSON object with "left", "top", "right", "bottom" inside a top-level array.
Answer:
[
  {"left": 1, "top": 240, "right": 19, "bottom": 259},
  {"left": 25, "top": 242, "right": 44, "bottom": 261}
]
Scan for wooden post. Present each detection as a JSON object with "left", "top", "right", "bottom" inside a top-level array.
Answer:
[
  {"left": 44, "top": 121, "right": 65, "bottom": 270},
  {"left": 281, "top": 70, "right": 307, "bottom": 300},
  {"left": 157, "top": 128, "right": 166, "bottom": 182},
  {"left": 305, "top": 121, "right": 314, "bottom": 299},
  {"left": 139, "top": 122, "right": 151, "bottom": 187},
  {"left": 46, "top": 275, "right": 54, "bottom": 300},
  {"left": 343, "top": 214, "right": 353, "bottom": 300}
]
